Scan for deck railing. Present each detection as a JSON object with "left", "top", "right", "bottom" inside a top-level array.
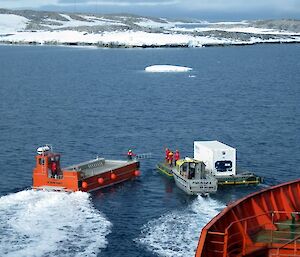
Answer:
[
  {"left": 222, "top": 211, "right": 300, "bottom": 257},
  {"left": 270, "top": 234, "right": 300, "bottom": 257}
]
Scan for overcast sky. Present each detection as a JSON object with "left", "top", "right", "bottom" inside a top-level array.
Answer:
[{"left": 1, "top": 0, "right": 300, "bottom": 20}]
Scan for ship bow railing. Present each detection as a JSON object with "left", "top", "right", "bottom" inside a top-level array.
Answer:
[{"left": 222, "top": 211, "right": 300, "bottom": 257}]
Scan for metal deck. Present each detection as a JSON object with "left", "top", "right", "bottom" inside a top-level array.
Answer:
[
  {"left": 156, "top": 162, "right": 174, "bottom": 177},
  {"left": 64, "top": 158, "right": 135, "bottom": 178}
]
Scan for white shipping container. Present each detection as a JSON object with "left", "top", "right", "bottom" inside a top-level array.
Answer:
[{"left": 194, "top": 141, "right": 236, "bottom": 176}]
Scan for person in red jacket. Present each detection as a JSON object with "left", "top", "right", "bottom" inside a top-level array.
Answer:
[
  {"left": 127, "top": 149, "right": 136, "bottom": 161},
  {"left": 165, "top": 148, "right": 170, "bottom": 163},
  {"left": 174, "top": 150, "right": 180, "bottom": 165},
  {"left": 165, "top": 148, "right": 170, "bottom": 162},
  {"left": 51, "top": 161, "right": 57, "bottom": 178}
]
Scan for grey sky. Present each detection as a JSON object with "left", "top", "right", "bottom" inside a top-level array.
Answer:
[{"left": 1, "top": 0, "right": 299, "bottom": 20}]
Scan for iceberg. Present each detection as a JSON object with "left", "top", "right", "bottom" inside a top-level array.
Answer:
[{"left": 145, "top": 65, "right": 192, "bottom": 73}]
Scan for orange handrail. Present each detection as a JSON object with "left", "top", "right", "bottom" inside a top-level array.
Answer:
[
  {"left": 223, "top": 211, "right": 300, "bottom": 256},
  {"left": 275, "top": 234, "right": 300, "bottom": 255}
]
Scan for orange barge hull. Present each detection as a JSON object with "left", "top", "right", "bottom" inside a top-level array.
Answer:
[
  {"left": 196, "top": 178, "right": 300, "bottom": 257},
  {"left": 32, "top": 150, "right": 140, "bottom": 192}
]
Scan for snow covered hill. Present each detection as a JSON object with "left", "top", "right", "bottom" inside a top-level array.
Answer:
[{"left": 0, "top": 8, "right": 300, "bottom": 47}]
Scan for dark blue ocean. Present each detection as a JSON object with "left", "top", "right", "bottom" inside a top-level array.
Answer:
[{"left": 0, "top": 44, "right": 299, "bottom": 257}]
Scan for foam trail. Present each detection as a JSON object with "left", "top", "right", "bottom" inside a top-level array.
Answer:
[
  {"left": 0, "top": 190, "right": 112, "bottom": 257},
  {"left": 137, "top": 196, "right": 225, "bottom": 257}
]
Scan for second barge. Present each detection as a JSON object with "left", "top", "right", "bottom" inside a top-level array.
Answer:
[{"left": 157, "top": 141, "right": 262, "bottom": 186}]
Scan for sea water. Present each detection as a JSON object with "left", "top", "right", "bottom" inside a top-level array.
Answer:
[{"left": 0, "top": 44, "right": 299, "bottom": 257}]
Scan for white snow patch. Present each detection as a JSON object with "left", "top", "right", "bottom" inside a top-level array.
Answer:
[
  {"left": 137, "top": 196, "right": 225, "bottom": 257},
  {"left": 82, "top": 15, "right": 119, "bottom": 23},
  {"left": 59, "top": 13, "right": 72, "bottom": 21},
  {"left": 1, "top": 27, "right": 300, "bottom": 47},
  {"left": 216, "top": 26, "right": 295, "bottom": 35},
  {"left": 135, "top": 18, "right": 173, "bottom": 29},
  {"left": 145, "top": 65, "right": 192, "bottom": 73},
  {"left": 0, "top": 14, "right": 28, "bottom": 34},
  {"left": 0, "top": 190, "right": 112, "bottom": 257},
  {"left": 1, "top": 30, "right": 230, "bottom": 46},
  {"left": 43, "top": 15, "right": 125, "bottom": 29},
  {"left": 171, "top": 25, "right": 300, "bottom": 36},
  {"left": 207, "top": 21, "right": 249, "bottom": 25}
]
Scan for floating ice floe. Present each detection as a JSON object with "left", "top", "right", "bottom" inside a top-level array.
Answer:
[{"left": 145, "top": 65, "right": 193, "bottom": 73}]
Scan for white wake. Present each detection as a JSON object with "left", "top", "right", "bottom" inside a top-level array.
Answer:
[
  {"left": 137, "top": 196, "right": 225, "bottom": 257},
  {"left": 0, "top": 190, "right": 112, "bottom": 257}
]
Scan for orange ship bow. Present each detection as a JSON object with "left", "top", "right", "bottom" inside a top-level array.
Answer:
[{"left": 196, "top": 179, "right": 300, "bottom": 257}]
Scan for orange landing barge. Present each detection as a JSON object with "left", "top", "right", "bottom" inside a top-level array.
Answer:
[
  {"left": 32, "top": 145, "right": 140, "bottom": 192},
  {"left": 196, "top": 178, "right": 300, "bottom": 257}
]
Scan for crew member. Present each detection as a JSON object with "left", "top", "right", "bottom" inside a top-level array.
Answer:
[
  {"left": 168, "top": 151, "right": 174, "bottom": 166},
  {"left": 174, "top": 150, "right": 180, "bottom": 165},
  {"left": 127, "top": 149, "right": 136, "bottom": 161},
  {"left": 51, "top": 161, "right": 57, "bottom": 178},
  {"left": 165, "top": 148, "right": 170, "bottom": 163}
]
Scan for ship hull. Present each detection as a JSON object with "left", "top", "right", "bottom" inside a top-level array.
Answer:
[
  {"left": 33, "top": 152, "right": 140, "bottom": 192},
  {"left": 156, "top": 162, "right": 173, "bottom": 178},
  {"left": 173, "top": 170, "right": 218, "bottom": 195},
  {"left": 216, "top": 172, "right": 262, "bottom": 185},
  {"left": 173, "top": 171, "right": 195, "bottom": 195},
  {"left": 195, "top": 178, "right": 300, "bottom": 257},
  {"left": 79, "top": 161, "right": 139, "bottom": 192}
]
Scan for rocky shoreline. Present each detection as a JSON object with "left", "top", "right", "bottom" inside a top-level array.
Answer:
[
  {"left": 1, "top": 8, "right": 300, "bottom": 48},
  {"left": 1, "top": 38, "right": 299, "bottom": 48}
]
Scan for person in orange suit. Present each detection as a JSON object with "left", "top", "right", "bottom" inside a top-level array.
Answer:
[
  {"left": 174, "top": 150, "right": 180, "bottom": 165},
  {"left": 168, "top": 151, "right": 174, "bottom": 166}
]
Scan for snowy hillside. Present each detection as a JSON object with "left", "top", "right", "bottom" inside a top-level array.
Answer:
[{"left": 0, "top": 8, "right": 300, "bottom": 47}]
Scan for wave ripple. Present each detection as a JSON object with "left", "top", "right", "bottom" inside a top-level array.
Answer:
[
  {"left": 0, "top": 190, "right": 112, "bottom": 257},
  {"left": 137, "top": 196, "right": 225, "bottom": 257}
]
